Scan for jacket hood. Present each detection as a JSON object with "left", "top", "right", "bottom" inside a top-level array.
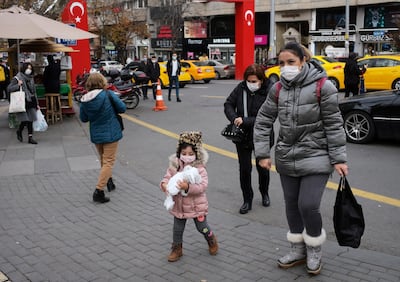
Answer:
[
  {"left": 167, "top": 147, "right": 209, "bottom": 173},
  {"left": 80, "top": 89, "right": 103, "bottom": 102},
  {"left": 280, "top": 62, "right": 326, "bottom": 90}
]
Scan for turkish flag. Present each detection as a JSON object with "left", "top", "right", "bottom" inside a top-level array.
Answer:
[{"left": 61, "top": 0, "right": 91, "bottom": 86}]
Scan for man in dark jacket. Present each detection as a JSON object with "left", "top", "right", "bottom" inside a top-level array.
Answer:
[
  {"left": 43, "top": 55, "right": 61, "bottom": 94},
  {"left": 344, "top": 52, "right": 365, "bottom": 97},
  {"left": 166, "top": 52, "right": 181, "bottom": 102},
  {"left": 147, "top": 55, "right": 161, "bottom": 100}
]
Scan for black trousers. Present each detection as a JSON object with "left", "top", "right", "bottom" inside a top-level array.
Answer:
[
  {"left": 235, "top": 142, "right": 270, "bottom": 203},
  {"left": 344, "top": 83, "right": 359, "bottom": 97}
]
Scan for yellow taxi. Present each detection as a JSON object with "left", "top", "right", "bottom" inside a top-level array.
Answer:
[
  {"left": 357, "top": 55, "right": 400, "bottom": 90},
  {"left": 180, "top": 60, "right": 216, "bottom": 83},
  {"left": 158, "top": 62, "right": 192, "bottom": 88},
  {"left": 265, "top": 56, "right": 345, "bottom": 90}
]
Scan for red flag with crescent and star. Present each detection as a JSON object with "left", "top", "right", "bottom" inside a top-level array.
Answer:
[{"left": 61, "top": 0, "right": 91, "bottom": 86}]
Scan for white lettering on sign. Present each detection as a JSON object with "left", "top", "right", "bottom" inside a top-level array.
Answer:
[
  {"left": 360, "top": 34, "right": 392, "bottom": 42},
  {"left": 311, "top": 35, "right": 355, "bottom": 42},
  {"left": 213, "top": 38, "right": 230, "bottom": 43},
  {"left": 188, "top": 39, "right": 203, "bottom": 44}
]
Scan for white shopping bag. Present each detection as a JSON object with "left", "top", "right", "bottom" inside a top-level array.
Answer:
[
  {"left": 9, "top": 87, "right": 26, "bottom": 113},
  {"left": 33, "top": 110, "right": 48, "bottom": 132}
]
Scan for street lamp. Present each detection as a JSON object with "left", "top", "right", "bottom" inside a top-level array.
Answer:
[
  {"left": 345, "top": 0, "right": 350, "bottom": 57},
  {"left": 268, "top": 0, "right": 276, "bottom": 59}
]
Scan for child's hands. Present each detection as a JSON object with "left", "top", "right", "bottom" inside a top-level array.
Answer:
[
  {"left": 161, "top": 182, "right": 168, "bottom": 194},
  {"left": 177, "top": 180, "right": 189, "bottom": 191}
]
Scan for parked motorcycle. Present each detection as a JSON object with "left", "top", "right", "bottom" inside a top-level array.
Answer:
[{"left": 73, "top": 70, "right": 142, "bottom": 110}]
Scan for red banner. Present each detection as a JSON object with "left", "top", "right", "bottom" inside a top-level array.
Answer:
[{"left": 61, "top": 0, "right": 91, "bottom": 86}]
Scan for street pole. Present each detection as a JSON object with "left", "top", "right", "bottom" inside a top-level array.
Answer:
[
  {"left": 268, "top": 0, "right": 275, "bottom": 59},
  {"left": 345, "top": 0, "right": 350, "bottom": 57}
]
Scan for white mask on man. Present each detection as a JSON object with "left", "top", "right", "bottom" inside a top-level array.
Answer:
[{"left": 25, "top": 69, "right": 32, "bottom": 75}]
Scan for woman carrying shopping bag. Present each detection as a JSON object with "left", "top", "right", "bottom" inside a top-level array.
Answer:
[{"left": 7, "top": 62, "right": 40, "bottom": 144}]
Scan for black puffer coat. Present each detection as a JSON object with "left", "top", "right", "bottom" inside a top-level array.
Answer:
[{"left": 254, "top": 62, "right": 347, "bottom": 177}]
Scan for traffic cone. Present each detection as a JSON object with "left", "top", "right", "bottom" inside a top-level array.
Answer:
[{"left": 153, "top": 79, "right": 168, "bottom": 111}]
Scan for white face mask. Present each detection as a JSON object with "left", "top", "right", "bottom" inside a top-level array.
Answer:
[
  {"left": 280, "top": 66, "right": 300, "bottom": 81},
  {"left": 246, "top": 81, "right": 261, "bottom": 92},
  {"left": 25, "top": 69, "right": 32, "bottom": 75},
  {"left": 180, "top": 154, "right": 196, "bottom": 163},
  {"left": 172, "top": 56, "right": 177, "bottom": 60},
  {"left": 151, "top": 59, "right": 157, "bottom": 63}
]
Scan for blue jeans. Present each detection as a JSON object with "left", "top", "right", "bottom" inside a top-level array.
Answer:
[{"left": 168, "top": 76, "right": 179, "bottom": 100}]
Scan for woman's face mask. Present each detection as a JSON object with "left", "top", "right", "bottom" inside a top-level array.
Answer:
[
  {"left": 25, "top": 68, "right": 32, "bottom": 75},
  {"left": 246, "top": 81, "right": 261, "bottom": 92},
  {"left": 280, "top": 66, "right": 300, "bottom": 81}
]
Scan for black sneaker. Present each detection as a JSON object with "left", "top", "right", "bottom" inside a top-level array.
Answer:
[{"left": 17, "top": 130, "right": 23, "bottom": 142}]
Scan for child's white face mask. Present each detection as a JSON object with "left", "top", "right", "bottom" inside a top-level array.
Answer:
[{"left": 180, "top": 154, "right": 196, "bottom": 163}]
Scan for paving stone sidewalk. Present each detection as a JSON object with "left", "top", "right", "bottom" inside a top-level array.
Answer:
[{"left": 0, "top": 103, "right": 399, "bottom": 282}]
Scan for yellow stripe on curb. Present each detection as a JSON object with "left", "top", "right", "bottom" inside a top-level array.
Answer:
[{"left": 122, "top": 114, "right": 400, "bottom": 208}]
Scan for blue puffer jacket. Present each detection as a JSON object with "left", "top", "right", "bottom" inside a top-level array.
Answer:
[{"left": 80, "top": 89, "right": 126, "bottom": 144}]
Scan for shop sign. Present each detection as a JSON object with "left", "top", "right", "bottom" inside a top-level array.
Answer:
[
  {"left": 213, "top": 38, "right": 231, "bottom": 44},
  {"left": 151, "top": 38, "right": 173, "bottom": 48},
  {"left": 311, "top": 34, "right": 355, "bottom": 42},
  {"left": 187, "top": 39, "right": 205, "bottom": 45},
  {"left": 255, "top": 35, "right": 267, "bottom": 45},
  {"left": 360, "top": 33, "right": 393, "bottom": 42}
]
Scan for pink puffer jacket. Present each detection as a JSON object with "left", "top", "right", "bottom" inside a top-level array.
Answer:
[{"left": 160, "top": 148, "right": 209, "bottom": 219}]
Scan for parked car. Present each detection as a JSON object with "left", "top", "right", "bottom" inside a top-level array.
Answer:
[
  {"left": 356, "top": 55, "right": 400, "bottom": 91},
  {"left": 158, "top": 62, "right": 191, "bottom": 88},
  {"left": 205, "top": 60, "right": 235, "bottom": 79},
  {"left": 180, "top": 60, "right": 216, "bottom": 83},
  {"left": 262, "top": 57, "right": 278, "bottom": 70},
  {"left": 99, "top": 60, "right": 124, "bottom": 74},
  {"left": 339, "top": 89, "right": 400, "bottom": 143},
  {"left": 265, "top": 56, "right": 345, "bottom": 90}
]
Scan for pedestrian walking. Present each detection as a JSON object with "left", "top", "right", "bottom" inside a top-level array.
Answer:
[
  {"left": 224, "top": 63, "right": 273, "bottom": 214},
  {"left": 7, "top": 62, "right": 40, "bottom": 144},
  {"left": 160, "top": 131, "right": 218, "bottom": 262},
  {"left": 254, "top": 42, "right": 348, "bottom": 275},
  {"left": 148, "top": 55, "right": 160, "bottom": 100},
  {"left": 138, "top": 55, "right": 150, "bottom": 100},
  {"left": 344, "top": 52, "right": 366, "bottom": 97},
  {"left": 79, "top": 73, "right": 126, "bottom": 203},
  {"left": 167, "top": 52, "right": 181, "bottom": 102}
]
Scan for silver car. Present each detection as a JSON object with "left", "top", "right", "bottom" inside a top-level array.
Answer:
[{"left": 206, "top": 60, "right": 235, "bottom": 79}]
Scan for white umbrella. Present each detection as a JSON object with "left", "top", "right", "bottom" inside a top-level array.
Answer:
[
  {"left": 0, "top": 5, "right": 97, "bottom": 40},
  {"left": 0, "top": 5, "right": 97, "bottom": 70}
]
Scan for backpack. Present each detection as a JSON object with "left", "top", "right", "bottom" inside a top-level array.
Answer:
[
  {"left": 275, "top": 77, "right": 327, "bottom": 104},
  {"left": 0, "top": 65, "right": 5, "bottom": 82}
]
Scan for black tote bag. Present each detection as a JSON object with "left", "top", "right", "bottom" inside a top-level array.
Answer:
[{"left": 333, "top": 176, "right": 365, "bottom": 248}]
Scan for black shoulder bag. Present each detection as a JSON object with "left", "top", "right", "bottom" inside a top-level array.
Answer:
[
  {"left": 221, "top": 90, "right": 248, "bottom": 143},
  {"left": 107, "top": 91, "right": 124, "bottom": 131}
]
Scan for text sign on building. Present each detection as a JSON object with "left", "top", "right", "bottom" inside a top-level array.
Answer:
[
  {"left": 56, "top": 23, "right": 77, "bottom": 46},
  {"left": 255, "top": 35, "right": 267, "bottom": 45}
]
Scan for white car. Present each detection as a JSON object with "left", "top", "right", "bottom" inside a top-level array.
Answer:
[{"left": 99, "top": 60, "right": 123, "bottom": 74}]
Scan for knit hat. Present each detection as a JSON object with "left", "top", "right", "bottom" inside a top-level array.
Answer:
[{"left": 176, "top": 131, "right": 202, "bottom": 160}]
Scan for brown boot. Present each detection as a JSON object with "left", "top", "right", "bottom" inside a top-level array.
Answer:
[
  {"left": 167, "top": 243, "right": 183, "bottom": 262},
  {"left": 206, "top": 234, "right": 218, "bottom": 255}
]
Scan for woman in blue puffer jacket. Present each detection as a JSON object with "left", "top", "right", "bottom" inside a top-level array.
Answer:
[{"left": 80, "top": 73, "right": 126, "bottom": 203}]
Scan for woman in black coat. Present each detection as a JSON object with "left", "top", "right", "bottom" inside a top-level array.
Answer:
[
  {"left": 43, "top": 55, "right": 61, "bottom": 94},
  {"left": 224, "top": 64, "right": 273, "bottom": 214},
  {"left": 344, "top": 52, "right": 365, "bottom": 97}
]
